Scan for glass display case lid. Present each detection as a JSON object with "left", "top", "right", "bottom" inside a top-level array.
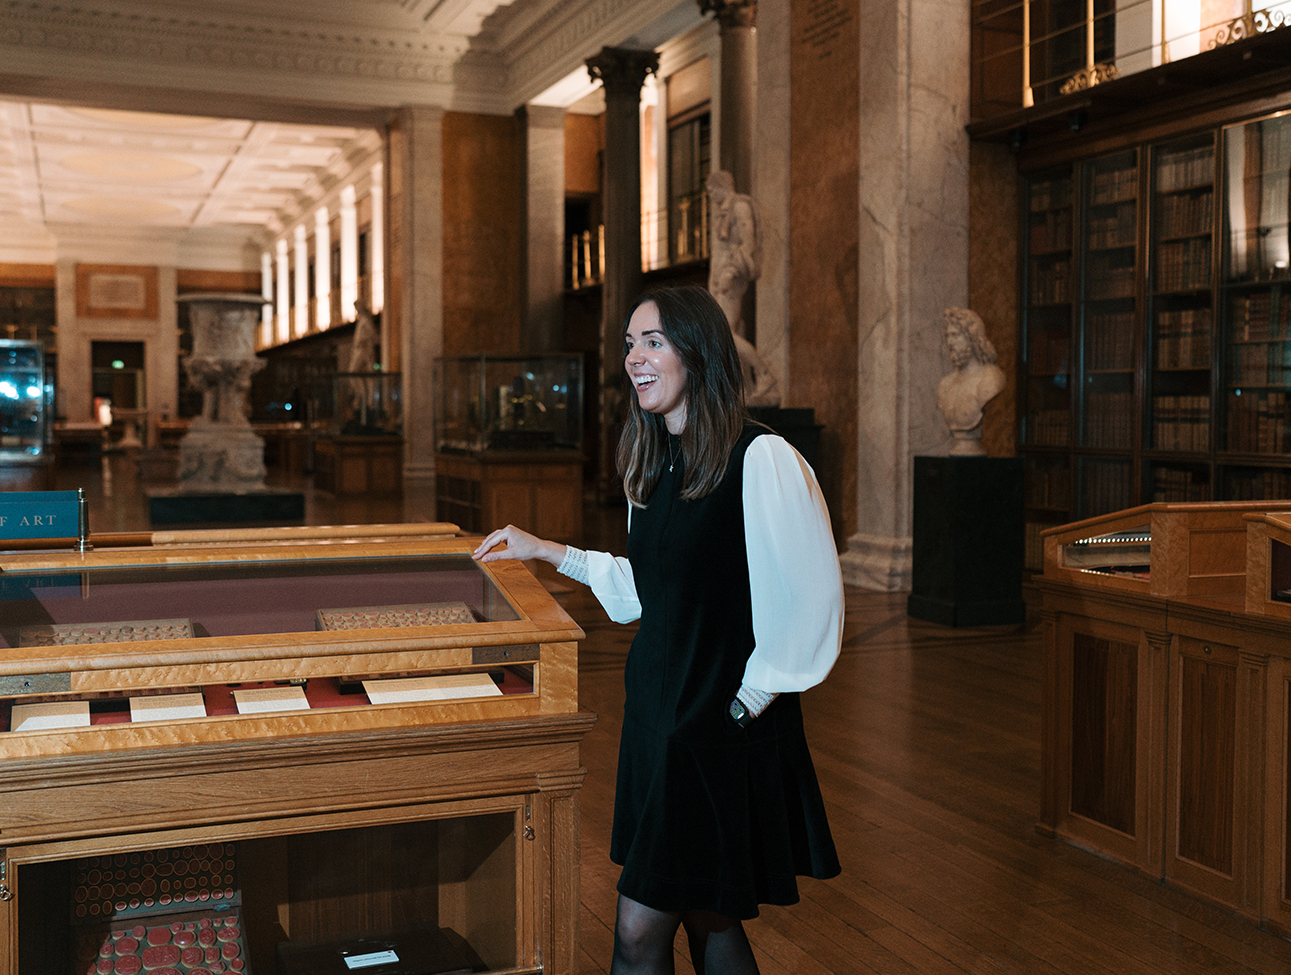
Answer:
[{"left": 0, "top": 553, "right": 519, "bottom": 650}]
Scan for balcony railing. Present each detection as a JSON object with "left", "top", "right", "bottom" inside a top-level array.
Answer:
[{"left": 973, "top": 0, "right": 1291, "bottom": 119}]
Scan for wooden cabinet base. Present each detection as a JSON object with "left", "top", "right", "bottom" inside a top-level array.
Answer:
[
  {"left": 2, "top": 712, "right": 595, "bottom": 975},
  {"left": 436, "top": 451, "right": 583, "bottom": 542},
  {"left": 315, "top": 437, "right": 403, "bottom": 495}
]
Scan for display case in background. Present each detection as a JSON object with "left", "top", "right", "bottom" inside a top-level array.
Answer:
[
  {"left": 314, "top": 372, "right": 403, "bottom": 496},
  {"left": 435, "top": 356, "right": 584, "bottom": 542},
  {"left": 1037, "top": 501, "right": 1291, "bottom": 934},
  {"left": 0, "top": 523, "right": 593, "bottom": 975},
  {"left": 435, "top": 355, "right": 582, "bottom": 454},
  {"left": 0, "top": 339, "right": 53, "bottom": 491}
]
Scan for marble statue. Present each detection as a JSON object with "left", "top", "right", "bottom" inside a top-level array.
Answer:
[
  {"left": 177, "top": 293, "right": 268, "bottom": 490},
  {"left": 937, "top": 307, "right": 1006, "bottom": 456},
  {"left": 346, "top": 297, "right": 379, "bottom": 373},
  {"left": 706, "top": 170, "right": 781, "bottom": 406}
]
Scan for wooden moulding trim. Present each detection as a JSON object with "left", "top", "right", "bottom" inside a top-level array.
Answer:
[
  {"left": 0, "top": 625, "right": 585, "bottom": 678},
  {"left": 0, "top": 534, "right": 472, "bottom": 571},
  {"left": 3, "top": 781, "right": 585, "bottom": 852},
  {"left": 0, "top": 709, "right": 599, "bottom": 788},
  {"left": 0, "top": 694, "right": 594, "bottom": 762}
]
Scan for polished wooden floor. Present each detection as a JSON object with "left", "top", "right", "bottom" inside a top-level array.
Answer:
[{"left": 62, "top": 454, "right": 1291, "bottom": 974}]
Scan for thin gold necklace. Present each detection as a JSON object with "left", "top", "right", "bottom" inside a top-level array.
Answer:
[{"left": 667, "top": 437, "right": 678, "bottom": 472}]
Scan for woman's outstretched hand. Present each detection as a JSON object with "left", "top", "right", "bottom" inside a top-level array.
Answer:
[{"left": 472, "top": 525, "right": 567, "bottom": 567}]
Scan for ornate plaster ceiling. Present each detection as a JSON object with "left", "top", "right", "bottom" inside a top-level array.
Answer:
[
  {"left": 0, "top": 101, "right": 382, "bottom": 239},
  {"left": 0, "top": 0, "right": 696, "bottom": 250}
]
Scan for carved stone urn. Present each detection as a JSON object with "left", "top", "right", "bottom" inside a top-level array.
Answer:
[{"left": 176, "top": 293, "right": 267, "bottom": 492}]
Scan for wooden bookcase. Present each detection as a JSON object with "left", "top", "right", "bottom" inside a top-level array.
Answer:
[{"left": 1019, "top": 111, "right": 1291, "bottom": 569}]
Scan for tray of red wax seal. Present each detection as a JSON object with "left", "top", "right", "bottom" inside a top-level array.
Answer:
[{"left": 71, "top": 842, "right": 251, "bottom": 975}]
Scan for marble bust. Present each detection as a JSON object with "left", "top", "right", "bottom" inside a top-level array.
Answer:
[{"left": 937, "top": 307, "right": 1005, "bottom": 455}]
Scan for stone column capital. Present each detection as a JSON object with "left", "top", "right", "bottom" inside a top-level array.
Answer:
[
  {"left": 699, "top": 0, "right": 757, "bottom": 30},
  {"left": 586, "top": 46, "right": 659, "bottom": 97}
]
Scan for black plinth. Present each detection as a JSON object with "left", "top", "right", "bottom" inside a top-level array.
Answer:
[
  {"left": 907, "top": 455, "right": 1025, "bottom": 626},
  {"left": 148, "top": 488, "right": 305, "bottom": 526},
  {"left": 748, "top": 406, "right": 822, "bottom": 472}
]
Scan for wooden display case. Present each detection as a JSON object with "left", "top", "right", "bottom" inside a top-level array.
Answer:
[
  {"left": 0, "top": 524, "right": 593, "bottom": 974},
  {"left": 1037, "top": 501, "right": 1291, "bottom": 933}
]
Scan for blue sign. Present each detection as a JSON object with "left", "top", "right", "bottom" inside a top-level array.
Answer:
[{"left": 0, "top": 490, "right": 80, "bottom": 541}]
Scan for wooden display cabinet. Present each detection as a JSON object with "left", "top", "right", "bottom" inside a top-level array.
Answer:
[
  {"left": 435, "top": 451, "right": 583, "bottom": 544},
  {"left": 1037, "top": 500, "right": 1291, "bottom": 932},
  {"left": 0, "top": 524, "right": 593, "bottom": 974}
]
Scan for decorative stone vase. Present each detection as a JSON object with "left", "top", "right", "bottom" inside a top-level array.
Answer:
[{"left": 176, "top": 293, "right": 268, "bottom": 492}]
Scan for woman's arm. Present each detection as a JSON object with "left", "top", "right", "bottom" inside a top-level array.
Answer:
[
  {"left": 472, "top": 523, "right": 642, "bottom": 624},
  {"left": 740, "top": 435, "right": 844, "bottom": 696}
]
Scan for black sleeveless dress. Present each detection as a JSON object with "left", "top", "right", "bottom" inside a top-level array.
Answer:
[{"left": 610, "top": 425, "right": 840, "bottom": 919}]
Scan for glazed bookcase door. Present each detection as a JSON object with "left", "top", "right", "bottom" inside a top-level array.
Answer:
[
  {"left": 1022, "top": 167, "right": 1075, "bottom": 568},
  {"left": 1077, "top": 150, "right": 1140, "bottom": 518},
  {"left": 1219, "top": 113, "right": 1291, "bottom": 498},
  {"left": 1146, "top": 133, "right": 1218, "bottom": 503}
]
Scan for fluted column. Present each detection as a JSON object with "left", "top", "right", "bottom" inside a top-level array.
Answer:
[{"left": 586, "top": 46, "right": 658, "bottom": 499}]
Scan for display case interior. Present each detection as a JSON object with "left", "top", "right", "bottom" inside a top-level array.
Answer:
[
  {"left": 16, "top": 811, "right": 517, "bottom": 975},
  {"left": 1043, "top": 499, "right": 1291, "bottom": 597},
  {"left": 0, "top": 528, "right": 583, "bottom": 759},
  {"left": 319, "top": 371, "right": 402, "bottom": 437},
  {"left": 0, "top": 339, "right": 51, "bottom": 464},
  {"left": 435, "top": 355, "right": 582, "bottom": 453}
]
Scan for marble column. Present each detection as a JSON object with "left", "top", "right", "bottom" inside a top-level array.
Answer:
[
  {"left": 260, "top": 250, "right": 273, "bottom": 348},
  {"left": 340, "top": 184, "right": 359, "bottom": 323},
  {"left": 586, "top": 46, "right": 658, "bottom": 499},
  {"left": 390, "top": 105, "right": 445, "bottom": 487},
  {"left": 701, "top": 0, "right": 757, "bottom": 340},
  {"left": 293, "top": 224, "right": 308, "bottom": 337},
  {"left": 315, "top": 206, "right": 331, "bottom": 330},
  {"left": 524, "top": 104, "right": 567, "bottom": 352},
  {"left": 370, "top": 162, "right": 385, "bottom": 316},
  {"left": 838, "top": 0, "right": 971, "bottom": 591},
  {"left": 275, "top": 239, "right": 289, "bottom": 344},
  {"left": 754, "top": 0, "right": 788, "bottom": 391},
  {"left": 700, "top": 0, "right": 757, "bottom": 197}
]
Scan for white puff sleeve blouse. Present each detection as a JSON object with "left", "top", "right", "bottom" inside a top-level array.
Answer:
[{"left": 575, "top": 433, "right": 843, "bottom": 694}]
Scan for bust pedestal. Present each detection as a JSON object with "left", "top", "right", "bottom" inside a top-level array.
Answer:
[{"left": 906, "top": 455, "right": 1025, "bottom": 626}]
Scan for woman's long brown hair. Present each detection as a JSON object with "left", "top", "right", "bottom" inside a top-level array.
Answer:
[{"left": 617, "top": 286, "right": 747, "bottom": 506}]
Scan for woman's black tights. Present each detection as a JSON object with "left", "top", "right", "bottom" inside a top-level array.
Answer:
[{"left": 610, "top": 894, "right": 759, "bottom": 975}]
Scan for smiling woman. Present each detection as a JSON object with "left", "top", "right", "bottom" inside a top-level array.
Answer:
[{"left": 475, "top": 285, "right": 844, "bottom": 975}]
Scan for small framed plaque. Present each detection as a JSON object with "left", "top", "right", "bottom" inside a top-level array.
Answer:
[{"left": 76, "top": 263, "right": 159, "bottom": 319}]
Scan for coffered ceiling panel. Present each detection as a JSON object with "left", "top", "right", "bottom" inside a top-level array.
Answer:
[{"left": 0, "top": 101, "right": 378, "bottom": 233}]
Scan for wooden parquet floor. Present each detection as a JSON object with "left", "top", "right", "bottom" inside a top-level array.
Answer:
[{"left": 565, "top": 584, "right": 1291, "bottom": 975}]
